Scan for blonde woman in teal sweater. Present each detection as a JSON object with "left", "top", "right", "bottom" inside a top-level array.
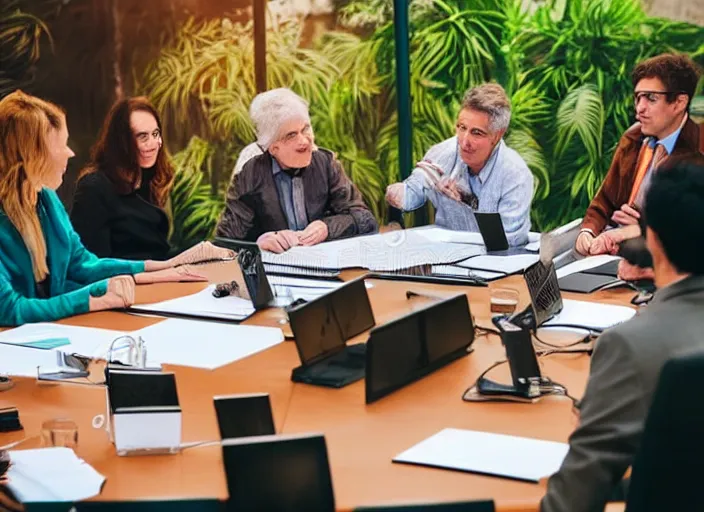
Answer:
[{"left": 0, "top": 91, "right": 232, "bottom": 326}]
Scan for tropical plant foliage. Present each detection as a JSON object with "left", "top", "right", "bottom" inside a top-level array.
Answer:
[
  {"left": 142, "top": 0, "right": 704, "bottom": 250},
  {"left": 0, "top": 0, "right": 56, "bottom": 98}
]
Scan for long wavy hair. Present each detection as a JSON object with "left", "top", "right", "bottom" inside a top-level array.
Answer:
[
  {"left": 0, "top": 91, "right": 66, "bottom": 282},
  {"left": 79, "top": 96, "right": 174, "bottom": 208}
]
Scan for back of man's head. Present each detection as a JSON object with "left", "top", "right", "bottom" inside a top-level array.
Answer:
[{"left": 645, "top": 160, "right": 704, "bottom": 274}]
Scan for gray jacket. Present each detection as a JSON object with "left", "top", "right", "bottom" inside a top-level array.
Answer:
[{"left": 542, "top": 274, "right": 704, "bottom": 512}]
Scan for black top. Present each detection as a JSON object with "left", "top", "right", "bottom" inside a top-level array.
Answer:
[{"left": 70, "top": 168, "right": 170, "bottom": 261}]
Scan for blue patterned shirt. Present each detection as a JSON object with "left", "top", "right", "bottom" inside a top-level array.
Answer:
[{"left": 402, "top": 136, "right": 534, "bottom": 246}]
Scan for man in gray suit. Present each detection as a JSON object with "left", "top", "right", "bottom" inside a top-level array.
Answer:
[{"left": 541, "top": 160, "right": 704, "bottom": 512}]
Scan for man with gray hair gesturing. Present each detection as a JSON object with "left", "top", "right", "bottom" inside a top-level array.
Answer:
[
  {"left": 216, "top": 88, "right": 378, "bottom": 253},
  {"left": 386, "top": 83, "right": 534, "bottom": 246}
]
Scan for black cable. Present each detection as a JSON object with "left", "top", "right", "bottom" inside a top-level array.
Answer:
[{"left": 532, "top": 330, "right": 592, "bottom": 349}]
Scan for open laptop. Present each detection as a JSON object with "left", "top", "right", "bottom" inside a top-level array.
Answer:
[
  {"left": 288, "top": 278, "right": 375, "bottom": 388},
  {"left": 506, "top": 259, "right": 563, "bottom": 331}
]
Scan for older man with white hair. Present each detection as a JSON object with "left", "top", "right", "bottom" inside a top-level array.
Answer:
[
  {"left": 216, "top": 88, "right": 377, "bottom": 253},
  {"left": 386, "top": 83, "right": 534, "bottom": 246}
]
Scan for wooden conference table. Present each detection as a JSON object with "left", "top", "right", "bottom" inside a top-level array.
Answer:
[{"left": 0, "top": 262, "right": 636, "bottom": 511}]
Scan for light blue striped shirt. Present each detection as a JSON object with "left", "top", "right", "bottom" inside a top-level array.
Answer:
[{"left": 402, "top": 136, "right": 534, "bottom": 246}]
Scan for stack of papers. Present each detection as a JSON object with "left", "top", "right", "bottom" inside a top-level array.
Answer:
[
  {"left": 131, "top": 285, "right": 256, "bottom": 321},
  {"left": 262, "top": 230, "right": 484, "bottom": 271},
  {"left": 544, "top": 299, "right": 636, "bottom": 331},
  {"left": 0, "top": 323, "right": 123, "bottom": 359},
  {"left": 8, "top": 447, "right": 105, "bottom": 502},
  {"left": 393, "top": 428, "right": 569, "bottom": 483},
  {"left": 0, "top": 343, "right": 64, "bottom": 378},
  {"left": 0, "top": 319, "right": 285, "bottom": 373}
]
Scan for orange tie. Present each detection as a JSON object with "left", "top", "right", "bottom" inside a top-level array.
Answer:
[{"left": 628, "top": 142, "right": 666, "bottom": 206}]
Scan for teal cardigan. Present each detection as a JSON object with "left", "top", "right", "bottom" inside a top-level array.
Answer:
[{"left": 0, "top": 188, "right": 145, "bottom": 326}]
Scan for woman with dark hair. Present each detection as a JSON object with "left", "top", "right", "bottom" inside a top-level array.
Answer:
[
  {"left": 72, "top": 96, "right": 174, "bottom": 260},
  {"left": 0, "top": 91, "right": 230, "bottom": 326}
]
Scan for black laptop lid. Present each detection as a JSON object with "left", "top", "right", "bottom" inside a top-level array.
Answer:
[
  {"left": 475, "top": 212, "right": 509, "bottom": 252},
  {"left": 288, "top": 278, "right": 375, "bottom": 366},
  {"left": 422, "top": 294, "right": 474, "bottom": 364},
  {"left": 523, "top": 260, "right": 563, "bottom": 327},
  {"left": 365, "top": 295, "right": 474, "bottom": 403},
  {"left": 213, "top": 393, "right": 275, "bottom": 440},
  {"left": 222, "top": 433, "right": 335, "bottom": 512}
]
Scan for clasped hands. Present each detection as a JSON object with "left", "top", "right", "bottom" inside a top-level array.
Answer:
[
  {"left": 575, "top": 204, "right": 641, "bottom": 256},
  {"left": 256, "top": 220, "right": 329, "bottom": 254}
]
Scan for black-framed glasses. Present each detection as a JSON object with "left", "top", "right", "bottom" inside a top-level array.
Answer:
[
  {"left": 134, "top": 128, "right": 162, "bottom": 145},
  {"left": 633, "top": 90, "right": 682, "bottom": 105}
]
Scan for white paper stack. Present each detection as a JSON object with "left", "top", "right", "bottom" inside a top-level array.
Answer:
[
  {"left": 8, "top": 447, "right": 105, "bottom": 502},
  {"left": 544, "top": 299, "right": 636, "bottom": 331}
]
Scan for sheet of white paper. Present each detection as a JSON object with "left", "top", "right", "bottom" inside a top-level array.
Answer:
[
  {"left": 555, "top": 255, "right": 622, "bottom": 279},
  {"left": 394, "top": 428, "right": 569, "bottom": 482},
  {"left": 0, "top": 323, "right": 124, "bottom": 358},
  {"left": 0, "top": 344, "right": 63, "bottom": 377},
  {"left": 545, "top": 298, "right": 636, "bottom": 331},
  {"left": 455, "top": 254, "right": 539, "bottom": 274},
  {"left": 8, "top": 447, "right": 105, "bottom": 502},
  {"left": 132, "top": 318, "right": 284, "bottom": 370},
  {"left": 134, "top": 285, "right": 255, "bottom": 321}
]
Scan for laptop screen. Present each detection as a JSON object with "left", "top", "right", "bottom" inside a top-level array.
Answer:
[
  {"left": 365, "top": 294, "right": 474, "bottom": 403},
  {"left": 288, "top": 278, "right": 375, "bottom": 366},
  {"left": 523, "top": 260, "right": 563, "bottom": 327},
  {"left": 213, "top": 393, "right": 275, "bottom": 440}
]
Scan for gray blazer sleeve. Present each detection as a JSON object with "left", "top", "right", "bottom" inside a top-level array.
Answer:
[{"left": 541, "top": 330, "right": 647, "bottom": 512}]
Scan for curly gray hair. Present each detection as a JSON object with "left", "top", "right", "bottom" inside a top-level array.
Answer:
[
  {"left": 249, "top": 88, "right": 311, "bottom": 150},
  {"left": 461, "top": 83, "right": 511, "bottom": 133}
]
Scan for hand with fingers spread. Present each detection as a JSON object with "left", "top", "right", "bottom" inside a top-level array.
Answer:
[
  {"left": 414, "top": 160, "right": 445, "bottom": 188},
  {"left": 298, "top": 220, "right": 329, "bottom": 246},
  {"left": 89, "top": 275, "right": 135, "bottom": 311},
  {"left": 256, "top": 230, "right": 300, "bottom": 253},
  {"left": 611, "top": 203, "right": 641, "bottom": 226}
]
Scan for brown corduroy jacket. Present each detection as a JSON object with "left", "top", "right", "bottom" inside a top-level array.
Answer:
[
  {"left": 215, "top": 148, "right": 378, "bottom": 242},
  {"left": 582, "top": 117, "right": 704, "bottom": 235}
]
